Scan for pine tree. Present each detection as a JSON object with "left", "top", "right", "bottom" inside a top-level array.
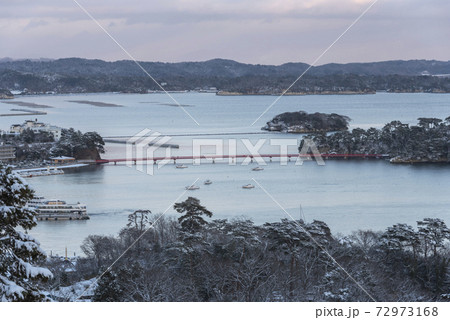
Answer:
[
  {"left": 123, "top": 209, "right": 151, "bottom": 256},
  {"left": 92, "top": 271, "right": 123, "bottom": 302},
  {"left": 173, "top": 197, "right": 213, "bottom": 300},
  {"left": 0, "top": 165, "right": 52, "bottom": 301},
  {"left": 417, "top": 218, "right": 450, "bottom": 258},
  {"left": 174, "top": 197, "right": 212, "bottom": 234}
]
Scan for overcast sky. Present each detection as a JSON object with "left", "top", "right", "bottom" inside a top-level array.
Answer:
[{"left": 1, "top": 0, "right": 449, "bottom": 65}]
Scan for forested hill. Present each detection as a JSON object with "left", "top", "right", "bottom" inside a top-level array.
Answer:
[
  {"left": 1, "top": 58, "right": 450, "bottom": 94},
  {"left": 2, "top": 58, "right": 450, "bottom": 77}
]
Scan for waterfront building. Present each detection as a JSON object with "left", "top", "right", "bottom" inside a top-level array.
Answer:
[
  {"left": 0, "top": 145, "right": 16, "bottom": 160},
  {"left": 9, "top": 119, "right": 62, "bottom": 140},
  {"left": 50, "top": 156, "right": 75, "bottom": 164}
]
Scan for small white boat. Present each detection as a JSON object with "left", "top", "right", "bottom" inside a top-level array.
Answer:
[
  {"left": 252, "top": 167, "right": 264, "bottom": 171},
  {"left": 186, "top": 185, "right": 200, "bottom": 190},
  {"left": 176, "top": 164, "right": 188, "bottom": 169},
  {"left": 242, "top": 184, "right": 255, "bottom": 189},
  {"left": 204, "top": 180, "right": 212, "bottom": 185}
]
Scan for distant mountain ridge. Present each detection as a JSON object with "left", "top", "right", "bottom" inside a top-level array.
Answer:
[
  {"left": 1, "top": 58, "right": 450, "bottom": 78},
  {"left": 1, "top": 58, "right": 450, "bottom": 95}
]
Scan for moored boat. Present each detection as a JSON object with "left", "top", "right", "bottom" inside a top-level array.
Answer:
[
  {"left": 242, "top": 184, "right": 255, "bottom": 189},
  {"left": 185, "top": 185, "right": 200, "bottom": 190},
  {"left": 26, "top": 197, "right": 89, "bottom": 221},
  {"left": 204, "top": 179, "right": 212, "bottom": 185}
]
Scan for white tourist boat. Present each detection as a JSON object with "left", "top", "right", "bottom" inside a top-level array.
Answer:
[
  {"left": 242, "top": 184, "right": 255, "bottom": 189},
  {"left": 26, "top": 196, "right": 89, "bottom": 221},
  {"left": 185, "top": 185, "right": 200, "bottom": 190},
  {"left": 204, "top": 179, "right": 212, "bottom": 185}
]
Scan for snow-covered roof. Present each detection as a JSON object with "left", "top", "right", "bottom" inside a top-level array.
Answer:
[{"left": 50, "top": 156, "right": 75, "bottom": 160}]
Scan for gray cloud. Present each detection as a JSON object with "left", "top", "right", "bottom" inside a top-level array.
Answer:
[
  {"left": 23, "top": 20, "right": 49, "bottom": 30},
  {"left": 0, "top": 0, "right": 449, "bottom": 64}
]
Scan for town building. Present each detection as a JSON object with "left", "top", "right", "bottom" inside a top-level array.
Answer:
[
  {"left": 50, "top": 156, "right": 75, "bottom": 164},
  {"left": 0, "top": 145, "right": 16, "bottom": 161},
  {"left": 9, "top": 119, "right": 62, "bottom": 140}
]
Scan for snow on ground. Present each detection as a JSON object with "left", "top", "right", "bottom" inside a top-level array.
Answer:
[
  {"left": 50, "top": 278, "right": 97, "bottom": 302},
  {"left": 13, "top": 163, "right": 88, "bottom": 173}
]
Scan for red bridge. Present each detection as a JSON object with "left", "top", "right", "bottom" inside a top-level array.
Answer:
[{"left": 93, "top": 153, "right": 390, "bottom": 165}]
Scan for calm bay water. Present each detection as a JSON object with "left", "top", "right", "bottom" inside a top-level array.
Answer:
[{"left": 1, "top": 92, "right": 449, "bottom": 255}]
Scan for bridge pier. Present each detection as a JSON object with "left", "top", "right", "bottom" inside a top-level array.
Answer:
[
  {"left": 250, "top": 157, "right": 253, "bottom": 163},
  {"left": 269, "top": 157, "right": 272, "bottom": 162},
  {"left": 173, "top": 159, "right": 176, "bottom": 164},
  {"left": 212, "top": 159, "right": 215, "bottom": 164},
  {"left": 133, "top": 160, "right": 136, "bottom": 165},
  {"left": 154, "top": 160, "right": 157, "bottom": 165}
]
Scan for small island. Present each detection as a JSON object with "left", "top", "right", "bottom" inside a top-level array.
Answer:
[
  {"left": 302, "top": 117, "right": 450, "bottom": 163},
  {"left": 262, "top": 111, "right": 350, "bottom": 133}
]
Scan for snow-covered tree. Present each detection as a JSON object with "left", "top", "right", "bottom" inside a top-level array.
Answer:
[
  {"left": 0, "top": 165, "right": 52, "bottom": 301},
  {"left": 263, "top": 219, "right": 321, "bottom": 300},
  {"left": 50, "top": 128, "right": 105, "bottom": 158},
  {"left": 380, "top": 223, "right": 419, "bottom": 255},
  {"left": 219, "top": 219, "right": 260, "bottom": 259},
  {"left": 122, "top": 210, "right": 151, "bottom": 256},
  {"left": 173, "top": 197, "right": 213, "bottom": 299},
  {"left": 417, "top": 218, "right": 450, "bottom": 258}
]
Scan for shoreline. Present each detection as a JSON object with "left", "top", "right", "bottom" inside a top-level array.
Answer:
[
  {"left": 13, "top": 163, "right": 89, "bottom": 172},
  {"left": 0, "top": 111, "right": 47, "bottom": 117},
  {"left": 216, "top": 90, "right": 377, "bottom": 96},
  {"left": 390, "top": 158, "right": 450, "bottom": 164},
  {"left": 3, "top": 90, "right": 450, "bottom": 99}
]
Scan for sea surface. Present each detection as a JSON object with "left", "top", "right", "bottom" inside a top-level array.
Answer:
[{"left": 1, "top": 92, "right": 449, "bottom": 256}]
